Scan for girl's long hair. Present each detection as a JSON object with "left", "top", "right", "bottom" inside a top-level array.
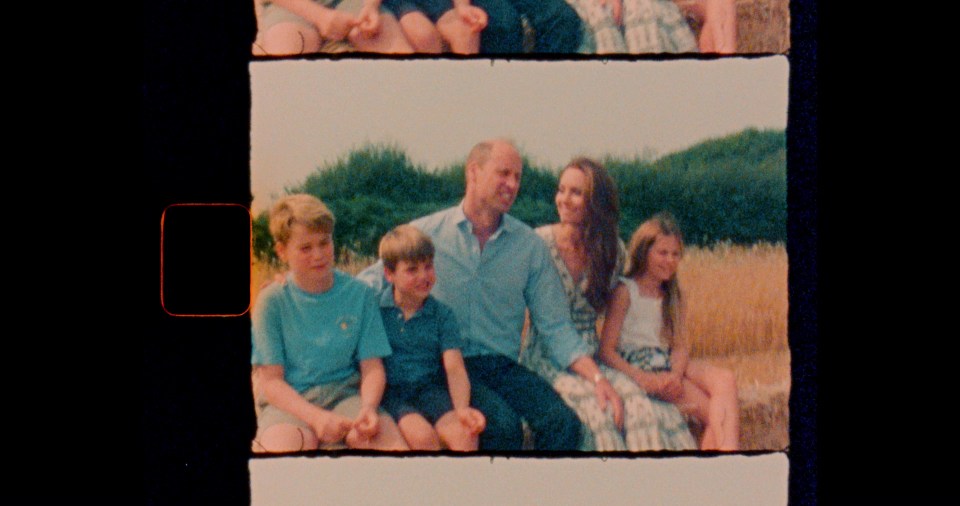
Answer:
[
  {"left": 623, "top": 212, "right": 685, "bottom": 347},
  {"left": 564, "top": 158, "right": 620, "bottom": 312}
]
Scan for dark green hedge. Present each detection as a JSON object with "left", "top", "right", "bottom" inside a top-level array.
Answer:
[{"left": 254, "top": 129, "right": 786, "bottom": 263}]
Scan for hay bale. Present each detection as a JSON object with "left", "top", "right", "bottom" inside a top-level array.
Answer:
[{"left": 738, "top": 380, "right": 790, "bottom": 450}]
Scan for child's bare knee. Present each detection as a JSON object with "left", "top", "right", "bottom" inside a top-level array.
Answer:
[
  {"left": 399, "top": 17, "right": 443, "bottom": 52},
  {"left": 258, "top": 425, "right": 318, "bottom": 452},
  {"left": 404, "top": 428, "right": 442, "bottom": 450},
  {"left": 440, "top": 429, "right": 477, "bottom": 451},
  {"left": 262, "top": 22, "right": 321, "bottom": 55},
  {"left": 398, "top": 416, "right": 442, "bottom": 450}
]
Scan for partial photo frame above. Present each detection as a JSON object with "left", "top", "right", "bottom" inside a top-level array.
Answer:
[{"left": 249, "top": 0, "right": 789, "bottom": 56}]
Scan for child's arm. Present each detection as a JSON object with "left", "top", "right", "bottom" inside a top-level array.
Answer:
[
  {"left": 353, "top": 358, "right": 387, "bottom": 439},
  {"left": 442, "top": 349, "right": 486, "bottom": 434},
  {"left": 598, "top": 284, "right": 667, "bottom": 396},
  {"left": 253, "top": 365, "right": 353, "bottom": 443},
  {"left": 354, "top": 0, "right": 384, "bottom": 38},
  {"left": 451, "top": 0, "right": 489, "bottom": 31},
  {"left": 270, "top": 0, "right": 359, "bottom": 41},
  {"left": 659, "top": 340, "right": 689, "bottom": 403}
]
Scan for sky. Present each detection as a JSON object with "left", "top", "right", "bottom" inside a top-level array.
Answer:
[{"left": 250, "top": 57, "right": 788, "bottom": 213}]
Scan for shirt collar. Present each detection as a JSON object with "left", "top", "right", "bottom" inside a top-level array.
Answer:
[
  {"left": 378, "top": 283, "right": 436, "bottom": 316},
  {"left": 454, "top": 200, "right": 515, "bottom": 238}
]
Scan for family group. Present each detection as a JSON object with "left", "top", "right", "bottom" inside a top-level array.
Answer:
[
  {"left": 251, "top": 139, "right": 739, "bottom": 453},
  {"left": 254, "top": 0, "right": 736, "bottom": 54}
]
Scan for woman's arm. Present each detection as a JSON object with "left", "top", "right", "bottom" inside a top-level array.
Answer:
[
  {"left": 568, "top": 355, "right": 624, "bottom": 429},
  {"left": 253, "top": 365, "right": 353, "bottom": 443}
]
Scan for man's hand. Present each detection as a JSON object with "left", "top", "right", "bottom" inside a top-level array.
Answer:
[
  {"left": 309, "top": 410, "right": 353, "bottom": 444},
  {"left": 594, "top": 376, "right": 624, "bottom": 430},
  {"left": 456, "top": 407, "right": 487, "bottom": 435}
]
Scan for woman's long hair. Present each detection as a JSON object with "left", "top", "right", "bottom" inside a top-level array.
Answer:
[
  {"left": 623, "top": 212, "right": 685, "bottom": 347},
  {"left": 564, "top": 158, "right": 620, "bottom": 312}
]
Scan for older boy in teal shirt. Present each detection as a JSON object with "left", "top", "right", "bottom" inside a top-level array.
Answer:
[{"left": 251, "top": 194, "right": 407, "bottom": 452}]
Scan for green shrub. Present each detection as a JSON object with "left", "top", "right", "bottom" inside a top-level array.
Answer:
[{"left": 253, "top": 130, "right": 786, "bottom": 262}]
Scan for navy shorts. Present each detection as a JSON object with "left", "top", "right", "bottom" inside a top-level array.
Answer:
[
  {"left": 381, "top": 378, "right": 454, "bottom": 424},
  {"left": 382, "top": 0, "right": 452, "bottom": 22}
]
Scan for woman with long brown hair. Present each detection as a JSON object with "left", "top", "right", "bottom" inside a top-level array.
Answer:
[{"left": 520, "top": 158, "right": 696, "bottom": 451}]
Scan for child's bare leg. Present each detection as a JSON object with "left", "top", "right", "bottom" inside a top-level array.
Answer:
[
  {"left": 397, "top": 12, "right": 444, "bottom": 52},
  {"left": 393, "top": 413, "right": 442, "bottom": 450},
  {"left": 435, "top": 411, "right": 479, "bottom": 451},
  {"left": 260, "top": 22, "right": 322, "bottom": 55},
  {"left": 256, "top": 423, "right": 319, "bottom": 453},
  {"left": 436, "top": 10, "right": 481, "bottom": 54},
  {"left": 349, "top": 13, "right": 416, "bottom": 53},
  {"left": 672, "top": 378, "right": 719, "bottom": 449},
  {"left": 686, "top": 361, "right": 740, "bottom": 450}
]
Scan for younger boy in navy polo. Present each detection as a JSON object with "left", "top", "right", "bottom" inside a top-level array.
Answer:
[{"left": 377, "top": 225, "right": 486, "bottom": 450}]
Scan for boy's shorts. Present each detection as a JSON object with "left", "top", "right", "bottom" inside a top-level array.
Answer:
[
  {"left": 380, "top": 0, "right": 452, "bottom": 22},
  {"left": 259, "top": 0, "right": 392, "bottom": 33},
  {"left": 620, "top": 346, "right": 672, "bottom": 373},
  {"left": 381, "top": 377, "right": 454, "bottom": 424},
  {"left": 254, "top": 372, "right": 387, "bottom": 450}
]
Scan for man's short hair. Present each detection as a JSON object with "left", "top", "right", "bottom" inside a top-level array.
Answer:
[
  {"left": 268, "top": 194, "right": 335, "bottom": 244},
  {"left": 465, "top": 138, "right": 518, "bottom": 172},
  {"left": 379, "top": 224, "right": 435, "bottom": 271}
]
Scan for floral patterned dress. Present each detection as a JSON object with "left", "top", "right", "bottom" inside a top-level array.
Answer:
[
  {"left": 520, "top": 225, "right": 696, "bottom": 451},
  {"left": 567, "top": 0, "right": 699, "bottom": 54}
]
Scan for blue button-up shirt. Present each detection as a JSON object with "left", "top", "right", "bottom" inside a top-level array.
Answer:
[{"left": 358, "top": 204, "right": 589, "bottom": 369}]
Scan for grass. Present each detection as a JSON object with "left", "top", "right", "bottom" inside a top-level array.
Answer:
[{"left": 251, "top": 241, "right": 789, "bottom": 450}]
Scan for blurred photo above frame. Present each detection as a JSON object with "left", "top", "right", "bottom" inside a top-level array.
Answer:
[{"left": 250, "top": 0, "right": 788, "bottom": 56}]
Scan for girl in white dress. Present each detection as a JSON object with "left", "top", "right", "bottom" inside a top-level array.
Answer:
[{"left": 599, "top": 212, "right": 740, "bottom": 450}]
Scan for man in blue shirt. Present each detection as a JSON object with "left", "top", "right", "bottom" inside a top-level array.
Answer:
[{"left": 359, "top": 139, "right": 621, "bottom": 450}]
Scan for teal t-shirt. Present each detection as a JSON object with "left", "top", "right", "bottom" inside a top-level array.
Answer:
[{"left": 251, "top": 270, "right": 392, "bottom": 393}]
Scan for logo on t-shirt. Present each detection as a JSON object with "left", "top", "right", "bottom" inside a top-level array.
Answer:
[{"left": 337, "top": 315, "right": 358, "bottom": 337}]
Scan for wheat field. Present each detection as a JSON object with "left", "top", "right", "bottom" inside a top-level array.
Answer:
[{"left": 250, "top": 242, "right": 790, "bottom": 450}]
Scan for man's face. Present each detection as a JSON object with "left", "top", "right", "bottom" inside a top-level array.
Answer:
[{"left": 469, "top": 143, "right": 522, "bottom": 216}]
